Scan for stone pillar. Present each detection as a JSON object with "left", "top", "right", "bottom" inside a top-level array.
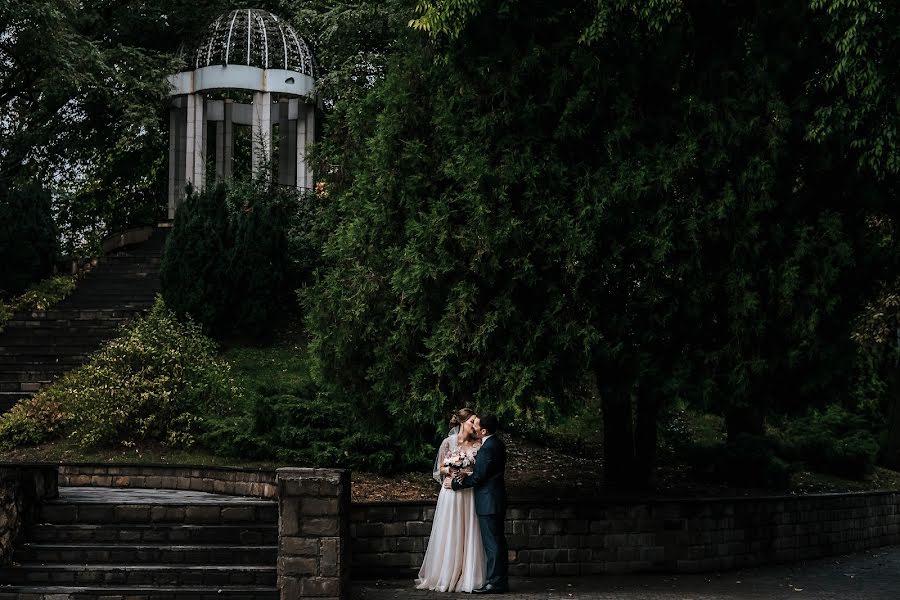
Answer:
[
  {"left": 305, "top": 103, "right": 315, "bottom": 189},
  {"left": 252, "top": 91, "right": 272, "bottom": 180},
  {"left": 296, "top": 104, "right": 308, "bottom": 189},
  {"left": 278, "top": 99, "right": 297, "bottom": 187},
  {"left": 184, "top": 93, "right": 206, "bottom": 192},
  {"left": 167, "top": 102, "right": 179, "bottom": 219},
  {"left": 223, "top": 99, "right": 234, "bottom": 180},
  {"left": 276, "top": 468, "right": 350, "bottom": 600}
]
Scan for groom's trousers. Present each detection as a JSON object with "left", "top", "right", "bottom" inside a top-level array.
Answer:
[{"left": 478, "top": 512, "right": 509, "bottom": 588}]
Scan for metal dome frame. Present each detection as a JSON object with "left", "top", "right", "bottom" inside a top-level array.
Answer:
[{"left": 165, "top": 9, "right": 317, "bottom": 219}]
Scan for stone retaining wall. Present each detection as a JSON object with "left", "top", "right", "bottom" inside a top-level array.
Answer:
[
  {"left": 58, "top": 463, "right": 276, "bottom": 498},
  {"left": 0, "top": 465, "right": 58, "bottom": 566},
  {"left": 351, "top": 491, "right": 900, "bottom": 577}
]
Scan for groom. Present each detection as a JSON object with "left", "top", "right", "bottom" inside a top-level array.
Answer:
[{"left": 452, "top": 413, "right": 509, "bottom": 594}]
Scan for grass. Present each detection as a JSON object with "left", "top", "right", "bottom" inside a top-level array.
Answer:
[
  {"left": 0, "top": 332, "right": 897, "bottom": 497},
  {"left": 221, "top": 343, "right": 312, "bottom": 396}
]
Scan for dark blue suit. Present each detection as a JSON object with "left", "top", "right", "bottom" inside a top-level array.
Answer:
[{"left": 452, "top": 434, "right": 508, "bottom": 590}]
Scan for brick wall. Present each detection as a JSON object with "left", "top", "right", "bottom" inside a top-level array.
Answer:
[
  {"left": 58, "top": 464, "right": 276, "bottom": 498},
  {"left": 351, "top": 491, "right": 900, "bottom": 577}
]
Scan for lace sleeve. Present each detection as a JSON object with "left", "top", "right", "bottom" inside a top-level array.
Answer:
[{"left": 432, "top": 437, "right": 452, "bottom": 484}]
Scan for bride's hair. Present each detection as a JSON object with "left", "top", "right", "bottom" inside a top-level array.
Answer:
[{"left": 448, "top": 407, "right": 476, "bottom": 430}]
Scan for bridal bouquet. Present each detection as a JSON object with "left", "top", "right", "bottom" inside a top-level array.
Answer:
[{"left": 443, "top": 450, "right": 472, "bottom": 470}]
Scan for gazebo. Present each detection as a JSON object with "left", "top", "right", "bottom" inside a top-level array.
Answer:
[{"left": 165, "top": 9, "right": 316, "bottom": 219}]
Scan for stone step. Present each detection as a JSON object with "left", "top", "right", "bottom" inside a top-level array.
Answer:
[
  {"left": 3, "top": 318, "right": 130, "bottom": 329},
  {"left": 27, "top": 524, "right": 278, "bottom": 545},
  {"left": 0, "top": 336, "right": 111, "bottom": 348},
  {"left": 0, "top": 585, "right": 278, "bottom": 600},
  {"left": 0, "top": 565, "right": 277, "bottom": 587},
  {"left": 0, "top": 345, "right": 103, "bottom": 355},
  {"left": 0, "top": 381, "right": 49, "bottom": 393},
  {"left": 0, "top": 369, "right": 67, "bottom": 382},
  {"left": 15, "top": 543, "right": 277, "bottom": 566},
  {"left": 0, "top": 354, "right": 88, "bottom": 366},
  {"left": 38, "top": 502, "right": 278, "bottom": 525}
]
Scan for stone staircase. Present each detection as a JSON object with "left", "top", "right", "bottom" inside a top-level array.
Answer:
[
  {"left": 0, "top": 487, "right": 279, "bottom": 599},
  {"left": 0, "top": 227, "right": 169, "bottom": 414}
]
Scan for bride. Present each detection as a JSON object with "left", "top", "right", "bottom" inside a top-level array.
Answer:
[{"left": 415, "top": 408, "right": 486, "bottom": 592}]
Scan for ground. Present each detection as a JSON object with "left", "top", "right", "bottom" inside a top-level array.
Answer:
[
  {"left": 353, "top": 545, "right": 900, "bottom": 599},
  {"left": 1, "top": 436, "right": 899, "bottom": 502}
]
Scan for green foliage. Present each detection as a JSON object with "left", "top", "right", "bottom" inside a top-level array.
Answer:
[
  {"left": 161, "top": 181, "right": 314, "bottom": 341},
  {"left": 0, "top": 275, "right": 75, "bottom": 332},
  {"left": 0, "top": 180, "right": 58, "bottom": 296},
  {"left": 202, "top": 347, "right": 402, "bottom": 473},
  {"left": 0, "top": 297, "right": 239, "bottom": 450},
  {"left": 782, "top": 406, "right": 880, "bottom": 479},
  {"left": 304, "top": 0, "right": 899, "bottom": 489},
  {"left": 0, "top": 395, "right": 68, "bottom": 450},
  {"left": 685, "top": 434, "right": 795, "bottom": 489}
]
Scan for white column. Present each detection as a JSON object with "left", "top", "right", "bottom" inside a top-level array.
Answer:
[
  {"left": 252, "top": 91, "right": 272, "bottom": 180},
  {"left": 223, "top": 100, "right": 234, "bottom": 180},
  {"left": 296, "top": 104, "right": 307, "bottom": 189},
  {"left": 305, "top": 103, "right": 315, "bottom": 189},
  {"left": 184, "top": 93, "right": 206, "bottom": 192},
  {"left": 194, "top": 93, "right": 206, "bottom": 189},
  {"left": 184, "top": 93, "right": 196, "bottom": 191},
  {"left": 168, "top": 104, "right": 178, "bottom": 219}
]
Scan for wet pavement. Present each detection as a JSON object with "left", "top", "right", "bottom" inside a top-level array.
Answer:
[{"left": 353, "top": 545, "right": 900, "bottom": 599}]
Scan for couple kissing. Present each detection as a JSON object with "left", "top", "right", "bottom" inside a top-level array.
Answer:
[{"left": 416, "top": 408, "right": 509, "bottom": 594}]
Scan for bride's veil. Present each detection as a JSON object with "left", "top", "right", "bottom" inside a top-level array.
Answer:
[{"left": 432, "top": 426, "right": 460, "bottom": 484}]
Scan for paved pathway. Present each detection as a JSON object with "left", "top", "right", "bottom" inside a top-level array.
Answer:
[
  {"left": 353, "top": 545, "right": 900, "bottom": 599},
  {"left": 49, "top": 486, "right": 275, "bottom": 504}
]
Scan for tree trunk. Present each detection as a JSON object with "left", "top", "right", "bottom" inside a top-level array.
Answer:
[
  {"left": 601, "top": 382, "right": 635, "bottom": 488},
  {"left": 880, "top": 373, "right": 900, "bottom": 469},
  {"left": 725, "top": 403, "right": 766, "bottom": 441},
  {"left": 632, "top": 387, "right": 660, "bottom": 490}
]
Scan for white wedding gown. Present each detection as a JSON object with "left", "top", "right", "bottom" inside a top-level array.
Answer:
[{"left": 415, "top": 434, "right": 486, "bottom": 592}]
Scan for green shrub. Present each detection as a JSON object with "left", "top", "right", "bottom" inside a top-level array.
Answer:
[
  {"left": 0, "top": 395, "right": 68, "bottom": 449},
  {"left": 161, "top": 181, "right": 318, "bottom": 341},
  {"left": 685, "top": 434, "right": 794, "bottom": 489},
  {"left": 0, "top": 276, "right": 75, "bottom": 332},
  {"left": 0, "top": 296, "right": 240, "bottom": 450},
  {"left": 160, "top": 184, "right": 232, "bottom": 334},
  {"left": 783, "top": 405, "right": 879, "bottom": 479},
  {"left": 0, "top": 179, "right": 58, "bottom": 296},
  {"left": 202, "top": 346, "right": 398, "bottom": 473}
]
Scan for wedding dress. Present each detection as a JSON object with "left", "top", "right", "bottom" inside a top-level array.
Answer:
[{"left": 415, "top": 430, "right": 486, "bottom": 592}]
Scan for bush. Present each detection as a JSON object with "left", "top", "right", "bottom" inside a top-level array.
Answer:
[
  {"left": 783, "top": 405, "right": 879, "bottom": 479},
  {"left": 202, "top": 347, "right": 398, "bottom": 473},
  {"left": 161, "top": 181, "right": 319, "bottom": 341},
  {"left": 684, "top": 434, "right": 794, "bottom": 489},
  {"left": 0, "top": 276, "right": 75, "bottom": 332},
  {"left": 0, "top": 179, "right": 57, "bottom": 296},
  {"left": 0, "top": 296, "right": 240, "bottom": 450}
]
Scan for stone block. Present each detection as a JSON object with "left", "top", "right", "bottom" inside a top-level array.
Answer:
[
  {"left": 281, "top": 499, "right": 301, "bottom": 536},
  {"left": 320, "top": 538, "right": 340, "bottom": 576},
  {"left": 300, "top": 518, "right": 340, "bottom": 537},
  {"left": 281, "top": 556, "right": 317, "bottom": 576},
  {"left": 406, "top": 521, "right": 431, "bottom": 536},
  {"left": 300, "top": 576, "right": 341, "bottom": 597},
  {"left": 282, "top": 536, "right": 319, "bottom": 556},
  {"left": 302, "top": 498, "right": 340, "bottom": 517}
]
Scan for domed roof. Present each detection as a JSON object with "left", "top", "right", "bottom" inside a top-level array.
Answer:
[{"left": 193, "top": 9, "right": 315, "bottom": 77}]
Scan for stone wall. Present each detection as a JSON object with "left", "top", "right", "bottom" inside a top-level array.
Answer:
[
  {"left": 0, "top": 465, "right": 58, "bottom": 566},
  {"left": 58, "top": 463, "right": 276, "bottom": 498},
  {"left": 277, "top": 468, "right": 351, "bottom": 600},
  {"left": 351, "top": 491, "right": 900, "bottom": 577}
]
